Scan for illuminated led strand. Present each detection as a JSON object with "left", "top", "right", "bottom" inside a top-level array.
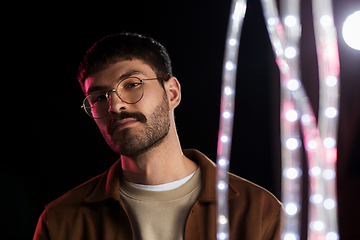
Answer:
[
  {"left": 260, "top": 0, "right": 335, "bottom": 240},
  {"left": 281, "top": 1, "right": 328, "bottom": 239},
  {"left": 219, "top": 0, "right": 339, "bottom": 239},
  {"left": 261, "top": 1, "right": 303, "bottom": 239},
  {"left": 261, "top": 0, "right": 340, "bottom": 239},
  {"left": 290, "top": 68, "right": 326, "bottom": 240},
  {"left": 216, "top": 0, "right": 247, "bottom": 239},
  {"left": 281, "top": 0, "right": 304, "bottom": 238},
  {"left": 311, "top": 0, "right": 340, "bottom": 239}
]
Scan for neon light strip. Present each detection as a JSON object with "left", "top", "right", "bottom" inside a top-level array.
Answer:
[
  {"left": 311, "top": 0, "right": 340, "bottom": 239},
  {"left": 261, "top": 0, "right": 304, "bottom": 239},
  {"left": 260, "top": 0, "right": 340, "bottom": 239},
  {"left": 218, "top": 0, "right": 339, "bottom": 239},
  {"left": 216, "top": 1, "right": 247, "bottom": 239},
  {"left": 280, "top": 1, "right": 304, "bottom": 238}
]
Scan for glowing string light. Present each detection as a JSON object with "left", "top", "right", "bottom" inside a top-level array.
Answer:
[
  {"left": 285, "top": 15, "right": 297, "bottom": 27},
  {"left": 312, "top": 7, "right": 341, "bottom": 237},
  {"left": 261, "top": 0, "right": 305, "bottom": 239},
  {"left": 287, "top": 79, "right": 300, "bottom": 91},
  {"left": 284, "top": 46, "right": 297, "bottom": 59},
  {"left": 285, "top": 203, "right": 299, "bottom": 216},
  {"left": 260, "top": 0, "right": 340, "bottom": 239},
  {"left": 216, "top": 1, "right": 247, "bottom": 239},
  {"left": 218, "top": 0, "right": 339, "bottom": 239},
  {"left": 310, "top": 166, "right": 321, "bottom": 176},
  {"left": 325, "top": 76, "right": 337, "bottom": 87},
  {"left": 284, "top": 233, "right": 298, "bottom": 240},
  {"left": 308, "top": 140, "right": 318, "bottom": 150},
  {"left": 312, "top": 4, "right": 340, "bottom": 237}
]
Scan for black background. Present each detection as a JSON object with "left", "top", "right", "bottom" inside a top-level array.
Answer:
[{"left": 3, "top": 0, "right": 360, "bottom": 239}]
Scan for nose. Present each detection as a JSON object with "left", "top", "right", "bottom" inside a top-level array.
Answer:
[{"left": 108, "top": 90, "right": 126, "bottom": 113}]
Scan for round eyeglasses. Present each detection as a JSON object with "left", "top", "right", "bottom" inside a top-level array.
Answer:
[{"left": 81, "top": 77, "right": 160, "bottom": 119}]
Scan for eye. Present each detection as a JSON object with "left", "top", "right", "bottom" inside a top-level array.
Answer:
[
  {"left": 95, "top": 94, "right": 107, "bottom": 102},
  {"left": 89, "top": 93, "right": 107, "bottom": 104},
  {"left": 121, "top": 77, "right": 143, "bottom": 90},
  {"left": 125, "top": 81, "right": 141, "bottom": 89}
]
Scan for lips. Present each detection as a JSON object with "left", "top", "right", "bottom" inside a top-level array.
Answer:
[{"left": 110, "top": 118, "right": 138, "bottom": 133}]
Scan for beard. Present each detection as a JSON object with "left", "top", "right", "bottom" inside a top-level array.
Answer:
[{"left": 102, "top": 93, "right": 171, "bottom": 158}]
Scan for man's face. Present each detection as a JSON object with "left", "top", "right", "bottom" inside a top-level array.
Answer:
[{"left": 84, "top": 59, "right": 171, "bottom": 157}]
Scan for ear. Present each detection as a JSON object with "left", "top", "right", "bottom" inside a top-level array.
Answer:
[{"left": 164, "top": 77, "right": 181, "bottom": 109}]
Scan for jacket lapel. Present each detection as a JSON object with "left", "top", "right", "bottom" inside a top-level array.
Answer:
[
  {"left": 85, "top": 159, "right": 123, "bottom": 203},
  {"left": 183, "top": 149, "right": 239, "bottom": 202}
]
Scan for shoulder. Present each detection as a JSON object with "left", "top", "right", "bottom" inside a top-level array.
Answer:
[
  {"left": 228, "top": 172, "right": 282, "bottom": 212},
  {"left": 184, "top": 149, "right": 281, "bottom": 208},
  {"left": 227, "top": 173, "right": 282, "bottom": 240},
  {"left": 45, "top": 172, "right": 105, "bottom": 211}
]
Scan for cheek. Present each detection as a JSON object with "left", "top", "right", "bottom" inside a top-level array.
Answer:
[
  {"left": 94, "top": 117, "right": 111, "bottom": 133},
  {"left": 142, "top": 89, "right": 167, "bottom": 110}
]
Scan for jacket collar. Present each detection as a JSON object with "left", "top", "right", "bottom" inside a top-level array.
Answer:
[
  {"left": 84, "top": 158, "right": 123, "bottom": 203},
  {"left": 183, "top": 149, "right": 239, "bottom": 202},
  {"left": 84, "top": 149, "right": 239, "bottom": 203}
]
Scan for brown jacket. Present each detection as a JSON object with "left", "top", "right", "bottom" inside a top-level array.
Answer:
[{"left": 34, "top": 149, "right": 282, "bottom": 240}]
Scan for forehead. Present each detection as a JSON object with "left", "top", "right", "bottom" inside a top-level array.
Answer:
[{"left": 84, "top": 59, "right": 156, "bottom": 93}]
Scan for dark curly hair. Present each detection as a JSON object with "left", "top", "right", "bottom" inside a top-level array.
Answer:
[{"left": 77, "top": 33, "right": 173, "bottom": 93}]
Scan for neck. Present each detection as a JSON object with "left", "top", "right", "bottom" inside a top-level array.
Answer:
[{"left": 120, "top": 128, "right": 198, "bottom": 185}]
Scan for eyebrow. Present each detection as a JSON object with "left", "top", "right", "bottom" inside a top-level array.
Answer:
[{"left": 86, "top": 70, "right": 145, "bottom": 95}]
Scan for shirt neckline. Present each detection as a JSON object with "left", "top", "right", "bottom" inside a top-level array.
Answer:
[
  {"left": 128, "top": 169, "right": 197, "bottom": 191},
  {"left": 119, "top": 168, "right": 202, "bottom": 201}
]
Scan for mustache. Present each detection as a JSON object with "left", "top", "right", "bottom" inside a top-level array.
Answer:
[
  {"left": 113, "top": 111, "right": 147, "bottom": 123},
  {"left": 107, "top": 111, "right": 147, "bottom": 134}
]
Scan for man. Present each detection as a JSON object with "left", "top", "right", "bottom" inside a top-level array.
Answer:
[{"left": 34, "top": 33, "right": 281, "bottom": 240}]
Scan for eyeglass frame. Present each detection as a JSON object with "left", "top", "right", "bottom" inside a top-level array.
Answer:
[{"left": 81, "top": 76, "right": 163, "bottom": 119}]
